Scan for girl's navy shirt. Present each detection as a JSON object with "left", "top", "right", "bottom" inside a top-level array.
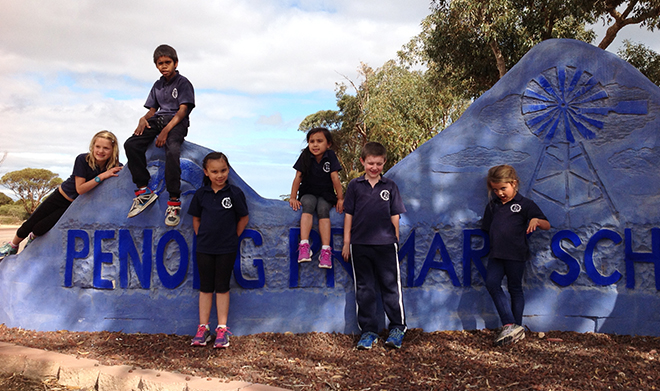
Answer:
[
  {"left": 60, "top": 153, "right": 107, "bottom": 200},
  {"left": 344, "top": 175, "right": 406, "bottom": 245},
  {"left": 293, "top": 149, "right": 342, "bottom": 205},
  {"left": 187, "top": 183, "right": 249, "bottom": 255},
  {"left": 481, "top": 192, "right": 547, "bottom": 262}
]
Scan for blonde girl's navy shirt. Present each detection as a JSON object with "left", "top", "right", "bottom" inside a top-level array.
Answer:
[
  {"left": 481, "top": 192, "right": 547, "bottom": 262},
  {"left": 187, "top": 183, "right": 249, "bottom": 255},
  {"left": 343, "top": 175, "right": 406, "bottom": 245},
  {"left": 293, "top": 149, "right": 342, "bottom": 205},
  {"left": 59, "top": 153, "right": 123, "bottom": 200}
]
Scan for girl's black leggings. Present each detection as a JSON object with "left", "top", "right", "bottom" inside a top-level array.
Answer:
[{"left": 17, "top": 189, "right": 72, "bottom": 239}]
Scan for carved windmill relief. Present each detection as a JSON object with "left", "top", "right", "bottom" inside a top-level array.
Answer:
[{"left": 521, "top": 66, "right": 648, "bottom": 225}]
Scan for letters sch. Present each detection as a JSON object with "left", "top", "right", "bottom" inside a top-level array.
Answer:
[{"left": 64, "top": 228, "right": 660, "bottom": 290}]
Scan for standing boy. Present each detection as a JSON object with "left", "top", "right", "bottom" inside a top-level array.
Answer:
[
  {"left": 342, "top": 142, "right": 407, "bottom": 349},
  {"left": 125, "top": 44, "right": 195, "bottom": 226}
]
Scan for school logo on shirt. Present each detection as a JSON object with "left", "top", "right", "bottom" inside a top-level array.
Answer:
[
  {"left": 222, "top": 197, "right": 233, "bottom": 209},
  {"left": 510, "top": 203, "right": 522, "bottom": 213},
  {"left": 380, "top": 190, "right": 390, "bottom": 201},
  {"left": 323, "top": 162, "right": 331, "bottom": 173},
  {"left": 172, "top": 88, "right": 178, "bottom": 99}
]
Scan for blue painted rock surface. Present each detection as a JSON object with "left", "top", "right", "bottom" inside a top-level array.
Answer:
[{"left": 1, "top": 39, "right": 659, "bottom": 336}]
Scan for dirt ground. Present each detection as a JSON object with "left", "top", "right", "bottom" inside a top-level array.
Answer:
[{"left": 1, "top": 324, "right": 659, "bottom": 391}]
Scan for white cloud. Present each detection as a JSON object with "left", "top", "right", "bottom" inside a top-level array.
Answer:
[{"left": 0, "top": 0, "right": 433, "bottom": 199}]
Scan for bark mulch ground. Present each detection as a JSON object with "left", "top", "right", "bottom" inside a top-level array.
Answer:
[{"left": 1, "top": 324, "right": 659, "bottom": 390}]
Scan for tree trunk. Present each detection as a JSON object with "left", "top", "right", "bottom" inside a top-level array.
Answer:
[
  {"left": 598, "top": 23, "right": 622, "bottom": 50},
  {"left": 489, "top": 40, "right": 507, "bottom": 78}
]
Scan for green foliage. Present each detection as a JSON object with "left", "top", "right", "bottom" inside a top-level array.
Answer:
[
  {"left": 0, "top": 168, "right": 63, "bottom": 214},
  {"left": 597, "top": 1, "right": 660, "bottom": 49},
  {"left": 0, "top": 204, "right": 29, "bottom": 222},
  {"left": 426, "top": 0, "right": 596, "bottom": 98},
  {"left": 300, "top": 59, "right": 469, "bottom": 186},
  {"left": 617, "top": 40, "right": 660, "bottom": 85},
  {"left": 0, "top": 192, "right": 12, "bottom": 206},
  {"left": 297, "top": 0, "right": 660, "bottom": 191}
]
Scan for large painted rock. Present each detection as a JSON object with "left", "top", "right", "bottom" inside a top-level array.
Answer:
[
  {"left": 1, "top": 38, "right": 659, "bottom": 336},
  {"left": 388, "top": 38, "right": 660, "bottom": 336}
]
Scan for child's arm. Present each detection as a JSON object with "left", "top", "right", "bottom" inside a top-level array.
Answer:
[
  {"left": 135, "top": 108, "right": 157, "bottom": 136},
  {"left": 527, "top": 218, "right": 550, "bottom": 234},
  {"left": 391, "top": 214, "right": 400, "bottom": 241},
  {"left": 192, "top": 216, "right": 201, "bottom": 235},
  {"left": 331, "top": 171, "right": 344, "bottom": 214},
  {"left": 74, "top": 166, "right": 123, "bottom": 195},
  {"left": 237, "top": 215, "right": 249, "bottom": 237},
  {"left": 342, "top": 213, "right": 353, "bottom": 261},
  {"left": 155, "top": 104, "right": 190, "bottom": 147},
  {"left": 289, "top": 171, "right": 303, "bottom": 211}
]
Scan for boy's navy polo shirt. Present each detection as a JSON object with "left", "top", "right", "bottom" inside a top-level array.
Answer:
[
  {"left": 344, "top": 175, "right": 406, "bottom": 245},
  {"left": 145, "top": 71, "right": 195, "bottom": 118},
  {"left": 293, "top": 149, "right": 342, "bottom": 204},
  {"left": 187, "top": 183, "right": 249, "bottom": 255},
  {"left": 481, "top": 192, "right": 547, "bottom": 262},
  {"left": 60, "top": 153, "right": 123, "bottom": 200}
]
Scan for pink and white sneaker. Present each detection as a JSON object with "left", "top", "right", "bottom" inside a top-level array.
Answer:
[{"left": 319, "top": 248, "right": 333, "bottom": 269}]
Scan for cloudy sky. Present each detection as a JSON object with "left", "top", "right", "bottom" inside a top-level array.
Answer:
[{"left": 0, "top": 1, "right": 657, "bottom": 200}]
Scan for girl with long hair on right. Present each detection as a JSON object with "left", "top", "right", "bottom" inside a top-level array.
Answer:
[
  {"left": 289, "top": 127, "right": 343, "bottom": 269},
  {"left": 481, "top": 164, "right": 550, "bottom": 346},
  {"left": 188, "top": 152, "right": 249, "bottom": 348}
]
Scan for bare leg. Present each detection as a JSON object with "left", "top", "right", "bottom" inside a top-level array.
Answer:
[
  {"left": 300, "top": 213, "right": 313, "bottom": 241},
  {"left": 11, "top": 235, "right": 23, "bottom": 246},
  {"left": 216, "top": 292, "right": 230, "bottom": 325},
  {"left": 319, "top": 218, "right": 331, "bottom": 246},
  {"left": 199, "top": 292, "right": 213, "bottom": 325}
]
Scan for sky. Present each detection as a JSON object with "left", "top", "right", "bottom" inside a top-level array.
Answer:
[{"left": 1, "top": 1, "right": 658, "bottom": 200}]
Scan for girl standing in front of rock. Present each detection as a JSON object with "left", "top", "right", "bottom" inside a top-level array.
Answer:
[
  {"left": 481, "top": 165, "right": 550, "bottom": 346},
  {"left": 188, "top": 152, "right": 249, "bottom": 348}
]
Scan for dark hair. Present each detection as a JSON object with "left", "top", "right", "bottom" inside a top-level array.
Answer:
[
  {"left": 153, "top": 44, "right": 178, "bottom": 64},
  {"left": 298, "top": 127, "right": 333, "bottom": 177},
  {"left": 361, "top": 142, "right": 387, "bottom": 160},
  {"left": 202, "top": 152, "right": 230, "bottom": 186}
]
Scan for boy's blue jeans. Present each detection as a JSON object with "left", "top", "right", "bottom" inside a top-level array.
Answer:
[
  {"left": 485, "top": 258, "right": 526, "bottom": 326},
  {"left": 124, "top": 116, "right": 188, "bottom": 199}
]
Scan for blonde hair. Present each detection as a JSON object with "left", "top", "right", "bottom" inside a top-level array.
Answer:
[
  {"left": 86, "top": 130, "right": 120, "bottom": 171},
  {"left": 487, "top": 164, "right": 520, "bottom": 197}
]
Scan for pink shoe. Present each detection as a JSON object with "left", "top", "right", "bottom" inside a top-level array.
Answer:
[
  {"left": 298, "top": 242, "right": 312, "bottom": 263},
  {"left": 319, "top": 248, "right": 332, "bottom": 269}
]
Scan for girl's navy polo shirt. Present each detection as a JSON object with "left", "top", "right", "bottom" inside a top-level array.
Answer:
[
  {"left": 481, "top": 192, "right": 547, "bottom": 262},
  {"left": 187, "top": 184, "right": 249, "bottom": 255},
  {"left": 59, "top": 153, "right": 106, "bottom": 200},
  {"left": 293, "top": 149, "right": 342, "bottom": 205},
  {"left": 145, "top": 71, "right": 195, "bottom": 118},
  {"left": 344, "top": 175, "right": 406, "bottom": 245}
]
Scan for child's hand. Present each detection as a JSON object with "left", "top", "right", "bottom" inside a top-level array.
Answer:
[
  {"left": 289, "top": 198, "right": 301, "bottom": 211},
  {"left": 342, "top": 243, "right": 350, "bottom": 261},
  {"left": 104, "top": 166, "right": 123, "bottom": 179},
  {"left": 134, "top": 117, "right": 151, "bottom": 136},
  {"left": 335, "top": 199, "right": 344, "bottom": 214},
  {"left": 155, "top": 131, "right": 168, "bottom": 147},
  {"left": 527, "top": 218, "right": 541, "bottom": 234}
]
